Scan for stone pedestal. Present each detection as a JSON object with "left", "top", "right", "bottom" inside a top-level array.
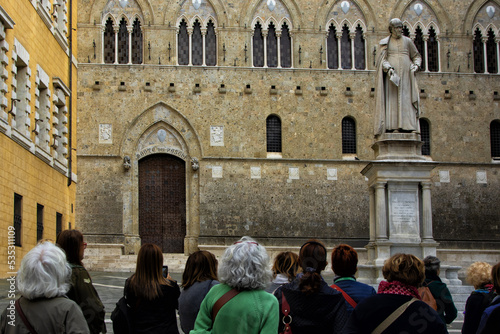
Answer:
[{"left": 360, "top": 133, "right": 439, "bottom": 283}]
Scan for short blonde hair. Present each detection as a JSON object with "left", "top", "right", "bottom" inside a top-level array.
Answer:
[
  {"left": 382, "top": 253, "right": 425, "bottom": 287},
  {"left": 466, "top": 262, "right": 492, "bottom": 289}
]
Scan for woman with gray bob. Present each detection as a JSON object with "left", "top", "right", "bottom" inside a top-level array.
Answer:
[
  {"left": 191, "top": 236, "right": 279, "bottom": 334},
  {"left": 0, "top": 241, "right": 89, "bottom": 333}
]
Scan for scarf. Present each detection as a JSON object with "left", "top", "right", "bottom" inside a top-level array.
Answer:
[{"left": 377, "top": 280, "right": 422, "bottom": 300}]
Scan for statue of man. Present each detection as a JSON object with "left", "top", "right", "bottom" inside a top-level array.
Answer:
[{"left": 374, "top": 18, "right": 422, "bottom": 136}]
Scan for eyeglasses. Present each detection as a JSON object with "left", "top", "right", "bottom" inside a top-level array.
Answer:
[{"left": 83, "top": 242, "right": 87, "bottom": 249}]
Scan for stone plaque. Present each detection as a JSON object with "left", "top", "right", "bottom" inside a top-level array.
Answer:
[
  {"left": 477, "top": 171, "right": 487, "bottom": 184},
  {"left": 439, "top": 170, "right": 450, "bottom": 183},
  {"left": 289, "top": 167, "right": 299, "bottom": 180},
  {"left": 99, "top": 124, "right": 112, "bottom": 144},
  {"left": 388, "top": 187, "right": 420, "bottom": 242},
  {"left": 327, "top": 168, "right": 338, "bottom": 180},
  {"left": 251, "top": 167, "right": 261, "bottom": 179},
  {"left": 212, "top": 166, "right": 223, "bottom": 178},
  {"left": 210, "top": 126, "right": 224, "bottom": 146}
]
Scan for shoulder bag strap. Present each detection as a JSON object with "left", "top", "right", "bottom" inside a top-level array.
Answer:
[
  {"left": 371, "top": 298, "right": 418, "bottom": 334},
  {"left": 331, "top": 284, "right": 357, "bottom": 308},
  {"left": 212, "top": 288, "right": 240, "bottom": 321},
  {"left": 280, "top": 292, "right": 292, "bottom": 334},
  {"left": 15, "top": 298, "right": 39, "bottom": 334}
]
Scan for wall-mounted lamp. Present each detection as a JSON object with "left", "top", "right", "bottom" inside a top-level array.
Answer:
[
  {"left": 148, "top": 41, "right": 151, "bottom": 60},
  {"left": 299, "top": 45, "right": 302, "bottom": 65},
  {"left": 93, "top": 39, "right": 96, "bottom": 59},
  {"left": 223, "top": 43, "right": 226, "bottom": 62},
  {"left": 319, "top": 45, "right": 323, "bottom": 65},
  {"left": 244, "top": 43, "right": 248, "bottom": 63},
  {"left": 447, "top": 49, "right": 450, "bottom": 69},
  {"left": 168, "top": 42, "right": 171, "bottom": 62},
  {"left": 373, "top": 47, "right": 377, "bottom": 66}
]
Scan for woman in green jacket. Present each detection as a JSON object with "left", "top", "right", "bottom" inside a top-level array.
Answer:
[
  {"left": 191, "top": 236, "right": 279, "bottom": 334},
  {"left": 57, "top": 229, "right": 106, "bottom": 334}
]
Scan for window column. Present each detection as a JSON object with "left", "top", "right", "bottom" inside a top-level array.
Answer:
[
  {"left": 113, "top": 24, "right": 119, "bottom": 64},
  {"left": 276, "top": 30, "right": 281, "bottom": 68},
  {"left": 336, "top": 31, "right": 341, "bottom": 69},
  {"left": 422, "top": 35, "right": 429, "bottom": 72},
  {"left": 201, "top": 27, "right": 207, "bottom": 66},
  {"left": 188, "top": 26, "right": 193, "bottom": 66},
  {"left": 497, "top": 37, "right": 500, "bottom": 74},
  {"left": 482, "top": 35, "right": 489, "bottom": 74},
  {"left": 349, "top": 31, "right": 355, "bottom": 70},
  {"left": 127, "top": 24, "right": 133, "bottom": 64},
  {"left": 263, "top": 29, "right": 268, "bottom": 68}
]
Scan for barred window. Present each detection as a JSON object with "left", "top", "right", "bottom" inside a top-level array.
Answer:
[
  {"left": 354, "top": 25, "right": 365, "bottom": 70},
  {"left": 342, "top": 117, "right": 356, "bottom": 154},
  {"left": 280, "top": 23, "right": 291, "bottom": 68},
  {"left": 104, "top": 18, "right": 115, "bottom": 64},
  {"left": 327, "top": 24, "right": 338, "bottom": 69},
  {"left": 14, "top": 193, "right": 22, "bottom": 246},
  {"left": 131, "top": 18, "right": 143, "bottom": 64},
  {"left": 487, "top": 29, "right": 498, "bottom": 74},
  {"left": 414, "top": 27, "right": 425, "bottom": 72},
  {"left": 427, "top": 27, "right": 439, "bottom": 72},
  {"left": 37, "top": 204, "right": 44, "bottom": 242},
  {"left": 266, "top": 115, "right": 281, "bottom": 153},
  {"left": 206, "top": 21, "right": 217, "bottom": 66},
  {"left": 267, "top": 22, "right": 278, "bottom": 68},
  {"left": 56, "top": 212, "right": 63, "bottom": 237},
  {"left": 253, "top": 22, "right": 264, "bottom": 67},
  {"left": 178, "top": 20, "right": 189, "bottom": 65},
  {"left": 420, "top": 119, "right": 431, "bottom": 156},
  {"left": 491, "top": 120, "right": 500, "bottom": 158},
  {"left": 192, "top": 20, "right": 203, "bottom": 66},
  {"left": 341, "top": 25, "right": 351, "bottom": 69},
  {"left": 474, "top": 28, "right": 485, "bottom": 73},
  {"left": 118, "top": 18, "right": 129, "bottom": 64}
]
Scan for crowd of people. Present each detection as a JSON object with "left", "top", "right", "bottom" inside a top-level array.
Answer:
[{"left": 0, "top": 232, "right": 499, "bottom": 334}]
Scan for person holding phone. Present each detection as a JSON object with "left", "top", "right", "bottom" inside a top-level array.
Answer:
[{"left": 124, "top": 243, "right": 180, "bottom": 334}]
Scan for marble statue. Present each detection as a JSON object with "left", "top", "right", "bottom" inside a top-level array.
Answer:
[{"left": 374, "top": 18, "right": 422, "bottom": 136}]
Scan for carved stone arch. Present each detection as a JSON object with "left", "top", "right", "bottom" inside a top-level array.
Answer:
[
  {"left": 251, "top": 16, "right": 266, "bottom": 29},
  {"left": 414, "top": 21, "right": 426, "bottom": 34},
  {"left": 473, "top": 22, "right": 487, "bottom": 35},
  {"left": 392, "top": 0, "right": 451, "bottom": 34},
  {"left": 402, "top": 20, "right": 414, "bottom": 35},
  {"left": 191, "top": 14, "right": 204, "bottom": 27},
  {"left": 427, "top": 21, "right": 441, "bottom": 35},
  {"left": 463, "top": 0, "right": 500, "bottom": 34},
  {"left": 340, "top": 19, "right": 353, "bottom": 31},
  {"left": 317, "top": 0, "right": 375, "bottom": 35},
  {"left": 176, "top": 15, "right": 190, "bottom": 29},
  {"left": 102, "top": 13, "right": 117, "bottom": 26},
  {"left": 119, "top": 102, "right": 203, "bottom": 255},
  {"left": 353, "top": 18, "right": 367, "bottom": 32},
  {"left": 485, "top": 23, "right": 499, "bottom": 36},
  {"left": 131, "top": 13, "right": 144, "bottom": 25},
  {"left": 89, "top": 0, "right": 153, "bottom": 26},
  {"left": 326, "top": 19, "right": 341, "bottom": 32},
  {"left": 164, "top": 0, "right": 228, "bottom": 27},
  {"left": 240, "top": 0, "right": 302, "bottom": 30},
  {"left": 117, "top": 13, "right": 130, "bottom": 25},
  {"left": 279, "top": 17, "right": 293, "bottom": 30},
  {"left": 265, "top": 17, "right": 280, "bottom": 30},
  {"left": 205, "top": 15, "right": 218, "bottom": 28}
]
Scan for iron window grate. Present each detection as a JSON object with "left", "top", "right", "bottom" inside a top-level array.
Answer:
[
  {"left": 420, "top": 119, "right": 431, "bottom": 156},
  {"left": 491, "top": 121, "right": 500, "bottom": 158},
  {"left": 267, "top": 116, "right": 282, "bottom": 153},
  {"left": 342, "top": 117, "right": 356, "bottom": 154}
]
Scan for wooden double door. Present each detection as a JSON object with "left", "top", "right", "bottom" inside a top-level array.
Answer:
[{"left": 138, "top": 154, "right": 186, "bottom": 253}]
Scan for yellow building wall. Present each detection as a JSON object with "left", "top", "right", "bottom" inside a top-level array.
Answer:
[{"left": 0, "top": 0, "right": 77, "bottom": 277}]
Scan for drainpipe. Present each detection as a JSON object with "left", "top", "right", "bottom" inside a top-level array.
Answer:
[{"left": 67, "top": 0, "right": 73, "bottom": 187}]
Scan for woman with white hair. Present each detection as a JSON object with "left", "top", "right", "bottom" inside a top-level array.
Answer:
[
  {"left": 0, "top": 241, "right": 89, "bottom": 333},
  {"left": 191, "top": 236, "right": 279, "bottom": 334}
]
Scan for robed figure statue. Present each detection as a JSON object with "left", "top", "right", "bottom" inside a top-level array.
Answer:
[{"left": 375, "top": 18, "right": 422, "bottom": 136}]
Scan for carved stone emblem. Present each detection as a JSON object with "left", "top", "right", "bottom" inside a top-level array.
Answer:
[
  {"left": 157, "top": 129, "right": 167, "bottom": 143},
  {"left": 119, "top": 0, "right": 128, "bottom": 8},
  {"left": 193, "top": 0, "right": 201, "bottom": 10},
  {"left": 267, "top": 0, "right": 276, "bottom": 11},
  {"left": 487, "top": 6, "right": 495, "bottom": 19},
  {"left": 341, "top": 1, "right": 350, "bottom": 14},
  {"left": 414, "top": 3, "right": 423, "bottom": 16}
]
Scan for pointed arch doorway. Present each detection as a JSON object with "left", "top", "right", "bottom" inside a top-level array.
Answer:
[{"left": 138, "top": 154, "right": 186, "bottom": 253}]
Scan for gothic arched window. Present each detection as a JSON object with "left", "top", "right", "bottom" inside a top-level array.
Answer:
[
  {"left": 178, "top": 20, "right": 189, "bottom": 65},
  {"left": 266, "top": 115, "right": 282, "bottom": 153},
  {"left": 341, "top": 25, "right": 351, "bottom": 69},
  {"left": 491, "top": 120, "right": 500, "bottom": 159},
  {"left": 342, "top": 117, "right": 356, "bottom": 154},
  {"left": 487, "top": 29, "right": 498, "bottom": 74},
  {"left": 474, "top": 28, "right": 485, "bottom": 73},
  {"left": 103, "top": 17, "right": 115, "bottom": 64},
  {"left": 280, "top": 23, "right": 292, "bottom": 68},
  {"left": 414, "top": 27, "right": 425, "bottom": 71},
  {"left": 118, "top": 18, "right": 129, "bottom": 64},
  {"left": 267, "top": 22, "right": 278, "bottom": 68},
  {"left": 131, "top": 18, "right": 143, "bottom": 64},
  {"left": 427, "top": 27, "right": 438, "bottom": 72},
  {"left": 192, "top": 20, "right": 203, "bottom": 65},
  {"left": 327, "top": 24, "right": 338, "bottom": 69},
  {"left": 420, "top": 119, "right": 431, "bottom": 156},
  {"left": 206, "top": 21, "right": 217, "bottom": 66},
  {"left": 354, "top": 25, "right": 365, "bottom": 70},
  {"left": 253, "top": 22, "right": 264, "bottom": 67}
]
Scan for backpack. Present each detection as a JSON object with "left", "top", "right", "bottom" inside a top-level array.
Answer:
[
  {"left": 418, "top": 286, "right": 437, "bottom": 310},
  {"left": 111, "top": 296, "right": 133, "bottom": 334}
]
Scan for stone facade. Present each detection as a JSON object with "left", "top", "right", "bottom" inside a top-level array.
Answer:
[
  {"left": 0, "top": 0, "right": 77, "bottom": 277},
  {"left": 76, "top": 0, "right": 500, "bottom": 257}
]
